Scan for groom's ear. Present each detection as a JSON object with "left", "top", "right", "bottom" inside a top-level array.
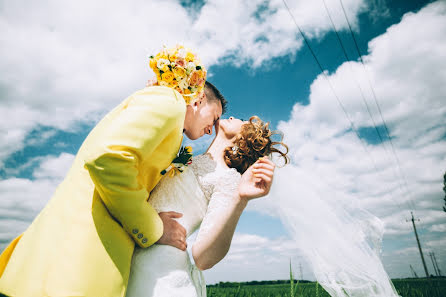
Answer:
[
  {"left": 194, "top": 97, "right": 203, "bottom": 107},
  {"left": 195, "top": 91, "right": 208, "bottom": 107}
]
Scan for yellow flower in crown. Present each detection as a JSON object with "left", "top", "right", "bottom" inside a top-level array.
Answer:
[
  {"left": 161, "top": 71, "right": 174, "bottom": 83},
  {"left": 173, "top": 66, "right": 186, "bottom": 80},
  {"left": 149, "top": 45, "right": 207, "bottom": 105},
  {"left": 149, "top": 59, "right": 157, "bottom": 70},
  {"left": 185, "top": 52, "right": 195, "bottom": 62}
]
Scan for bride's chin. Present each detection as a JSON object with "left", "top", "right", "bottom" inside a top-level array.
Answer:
[
  {"left": 217, "top": 120, "right": 230, "bottom": 134},
  {"left": 215, "top": 126, "right": 223, "bottom": 136}
]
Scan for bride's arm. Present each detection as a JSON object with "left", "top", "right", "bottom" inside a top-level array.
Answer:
[
  {"left": 192, "top": 157, "right": 275, "bottom": 270},
  {"left": 192, "top": 192, "right": 247, "bottom": 270}
]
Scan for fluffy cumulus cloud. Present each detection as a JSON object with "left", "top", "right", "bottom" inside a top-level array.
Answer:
[
  {"left": 248, "top": 1, "right": 446, "bottom": 278},
  {"left": 0, "top": 153, "right": 74, "bottom": 246},
  {"left": 202, "top": 232, "right": 305, "bottom": 283},
  {"left": 0, "top": 0, "right": 366, "bottom": 167}
]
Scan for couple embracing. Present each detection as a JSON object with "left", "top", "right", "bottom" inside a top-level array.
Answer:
[{"left": 0, "top": 45, "right": 288, "bottom": 297}]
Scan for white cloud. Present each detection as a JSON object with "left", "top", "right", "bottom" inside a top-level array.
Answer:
[
  {"left": 246, "top": 1, "right": 446, "bottom": 279},
  {"left": 32, "top": 152, "right": 75, "bottom": 180},
  {"left": 429, "top": 223, "right": 446, "bottom": 233},
  {"left": 203, "top": 232, "right": 307, "bottom": 283},
  {"left": 0, "top": 0, "right": 367, "bottom": 167},
  {"left": 0, "top": 153, "right": 74, "bottom": 246}
]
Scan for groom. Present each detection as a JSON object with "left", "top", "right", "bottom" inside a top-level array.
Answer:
[{"left": 0, "top": 46, "right": 225, "bottom": 297}]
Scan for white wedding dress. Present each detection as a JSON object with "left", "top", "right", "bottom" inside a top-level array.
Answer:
[{"left": 125, "top": 154, "right": 241, "bottom": 297}]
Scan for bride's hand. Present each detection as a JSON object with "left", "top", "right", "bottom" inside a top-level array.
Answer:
[{"left": 238, "top": 157, "right": 275, "bottom": 201}]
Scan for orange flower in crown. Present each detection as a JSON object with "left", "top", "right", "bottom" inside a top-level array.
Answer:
[{"left": 149, "top": 45, "right": 207, "bottom": 104}]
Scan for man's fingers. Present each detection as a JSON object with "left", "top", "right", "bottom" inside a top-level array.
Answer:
[
  {"left": 176, "top": 227, "right": 187, "bottom": 238},
  {"left": 173, "top": 222, "right": 187, "bottom": 237},
  {"left": 166, "top": 211, "right": 183, "bottom": 218},
  {"left": 159, "top": 211, "right": 183, "bottom": 218},
  {"left": 176, "top": 240, "right": 187, "bottom": 251}
]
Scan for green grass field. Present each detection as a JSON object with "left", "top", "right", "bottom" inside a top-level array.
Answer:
[{"left": 207, "top": 278, "right": 446, "bottom": 297}]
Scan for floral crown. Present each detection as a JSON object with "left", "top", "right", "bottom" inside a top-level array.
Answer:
[{"left": 149, "top": 45, "right": 207, "bottom": 104}]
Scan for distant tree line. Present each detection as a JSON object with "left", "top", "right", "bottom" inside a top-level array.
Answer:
[
  {"left": 208, "top": 279, "right": 312, "bottom": 288},
  {"left": 208, "top": 276, "right": 446, "bottom": 288}
]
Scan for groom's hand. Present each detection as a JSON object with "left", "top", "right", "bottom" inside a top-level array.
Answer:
[
  {"left": 238, "top": 157, "right": 275, "bottom": 201},
  {"left": 156, "top": 211, "right": 187, "bottom": 251}
]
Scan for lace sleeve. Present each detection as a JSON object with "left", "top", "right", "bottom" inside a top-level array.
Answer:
[
  {"left": 194, "top": 169, "right": 241, "bottom": 245},
  {"left": 194, "top": 191, "right": 230, "bottom": 244}
]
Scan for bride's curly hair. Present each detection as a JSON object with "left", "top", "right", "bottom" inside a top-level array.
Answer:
[{"left": 223, "top": 116, "right": 289, "bottom": 174}]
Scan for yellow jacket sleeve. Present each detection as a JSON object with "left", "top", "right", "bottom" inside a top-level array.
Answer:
[{"left": 84, "top": 87, "right": 185, "bottom": 248}]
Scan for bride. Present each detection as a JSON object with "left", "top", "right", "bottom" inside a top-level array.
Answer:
[{"left": 125, "top": 115, "right": 288, "bottom": 297}]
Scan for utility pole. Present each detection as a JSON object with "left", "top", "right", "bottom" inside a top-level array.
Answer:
[
  {"left": 432, "top": 252, "right": 442, "bottom": 276},
  {"left": 407, "top": 211, "right": 429, "bottom": 278},
  {"left": 429, "top": 252, "right": 439, "bottom": 276},
  {"left": 410, "top": 265, "right": 419, "bottom": 278}
]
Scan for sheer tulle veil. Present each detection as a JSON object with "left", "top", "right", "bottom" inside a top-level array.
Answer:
[{"left": 271, "top": 164, "right": 400, "bottom": 297}]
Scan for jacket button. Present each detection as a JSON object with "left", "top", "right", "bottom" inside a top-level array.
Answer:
[
  {"left": 132, "top": 228, "right": 139, "bottom": 234},
  {"left": 142, "top": 238, "right": 148, "bottom": 244},
  {"left": 137, "top": 233, "right": 143, "bottom": 239}
]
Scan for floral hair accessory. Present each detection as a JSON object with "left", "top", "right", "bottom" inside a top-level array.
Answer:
[
  {"left": 161, "top": 146, "right": 193, "bottom": 177},
  {"left": 149, "top": 45, "right": 207, "bottom": 105}
]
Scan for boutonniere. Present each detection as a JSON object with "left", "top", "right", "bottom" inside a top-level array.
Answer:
[{"left": 161, "top": 146, "right": 193, "bottom": 177}]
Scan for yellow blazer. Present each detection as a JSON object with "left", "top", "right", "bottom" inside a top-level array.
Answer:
[{"left": 0, "top": 86, "right": 186, "bottom": 297}]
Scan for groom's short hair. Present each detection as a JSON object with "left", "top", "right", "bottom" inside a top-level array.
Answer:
[{"left": 205, "top": 81, "right": 227, "bottom": 114}]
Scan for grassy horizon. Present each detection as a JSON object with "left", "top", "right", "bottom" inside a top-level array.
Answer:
[{"left": 207, "top": 278, "right": 446, "bottom": 297}]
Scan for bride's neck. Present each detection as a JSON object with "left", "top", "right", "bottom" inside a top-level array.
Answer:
[{"left": 206, "top": 134, "right": 233, "bottom": 167}]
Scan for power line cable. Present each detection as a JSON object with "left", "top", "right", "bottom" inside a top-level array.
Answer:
[
  {"left": 339, "top": 3, "right": 425, "bottom": 262},
  {"left": 322, "top": 0, "right": 388, "bottom": 148},
  {"left": 321, "top": 0, "right": 408, "bottom": 212},
  {"left": 281, "top": 0, "right": 394, "bottom": 194},
  {"left": 282, "top": 0, "right": 409, "bottom": 214},
  {"left": 338, "top": 0, "right": 415, "bottom": 211}
]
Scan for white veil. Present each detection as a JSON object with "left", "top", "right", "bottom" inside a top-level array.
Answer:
[{"left": 272, "top": 165, "right": 400, "bottom": 297}]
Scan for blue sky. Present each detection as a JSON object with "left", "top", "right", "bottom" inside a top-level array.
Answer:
[{"left": 1, "top": 0, "right": 445, "bottom": 284}]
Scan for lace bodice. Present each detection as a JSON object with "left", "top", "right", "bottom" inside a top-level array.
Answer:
[
  {"left": 126, "top": 154, "right": 241, "bottom": 297},
  {"left": 148, "top": 154, "right": 240, "bottom": 236},
  {"left": 191, "top": 154, "right": 241, "bottom": 199}
]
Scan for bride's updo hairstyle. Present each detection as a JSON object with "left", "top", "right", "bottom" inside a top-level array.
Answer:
[{"left": 224, "top": 116, "right": 289, "bottom": 174}]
